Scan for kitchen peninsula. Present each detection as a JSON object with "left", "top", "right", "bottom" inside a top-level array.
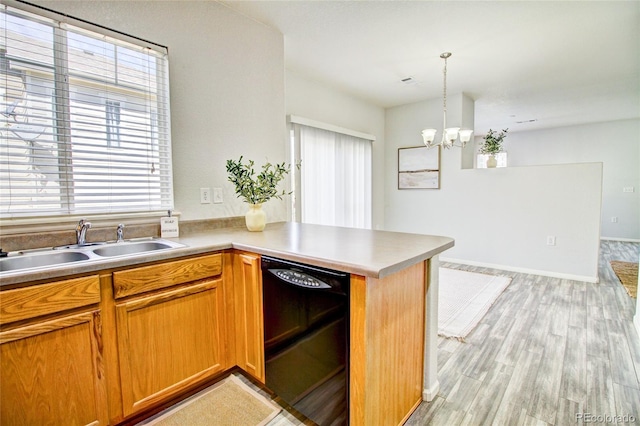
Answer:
[{"left": 0, "top": 221, "right": 454, "bottom": 425}]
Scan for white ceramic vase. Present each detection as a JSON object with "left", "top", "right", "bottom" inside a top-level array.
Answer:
[
  {"left": 245, "top": 203, "right": 266, "bottom": 232},
  {"left": 486, "top": 154, "right": 498, "bottom": 168}
]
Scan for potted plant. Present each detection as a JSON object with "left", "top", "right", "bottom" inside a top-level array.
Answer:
[
  {"left": 478, "top": 128, "right": 508, "bottom": 168},
  {"left": 226, "top": 156, "right": 290, "bottom": 231}
]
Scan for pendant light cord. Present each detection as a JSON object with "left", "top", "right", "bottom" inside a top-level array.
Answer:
[{"left": 442, "top": 55, "right": 448, "bottom": 141}]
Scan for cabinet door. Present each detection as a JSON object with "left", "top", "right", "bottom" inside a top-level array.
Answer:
[
  {"left": 233, "top": 252, "right": 265, "bottom": 382},
  {"left": 116, "top": 279, "right": 227, "bottom": 416},
  {"left": 0, "top": 311, "right": 108, "bottom": 426}
]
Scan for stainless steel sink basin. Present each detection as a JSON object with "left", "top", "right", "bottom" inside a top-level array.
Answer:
[
  {"left": 0, "top": 251, "right": 91, "bottom": 272},
  {"left": 0, "top": 238, "right": 186, "bottom": 275},
  {"left": 92, "top": 241, "right": 180, "bottom": 257}
]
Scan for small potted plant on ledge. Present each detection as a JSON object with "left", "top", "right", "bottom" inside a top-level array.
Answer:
[
  {"left": 478, "top": 128, "right": 508, "bottom": 168},
  {"left": 226, "top": 156, "right": 290, "bottom": 231}
]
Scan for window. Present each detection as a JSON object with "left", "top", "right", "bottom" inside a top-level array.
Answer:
[
  {"left": 0, "top": 3, "right": 172, "bottom": 219},
  {"left": 291, "top": 118, "right": 373, "bottom": 229}
]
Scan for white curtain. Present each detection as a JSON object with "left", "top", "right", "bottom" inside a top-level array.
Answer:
[{"left": 297, "top": 124, "right": 372, "bottom": 229}]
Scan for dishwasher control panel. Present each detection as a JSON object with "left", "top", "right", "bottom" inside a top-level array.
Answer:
[{"left": 268, "top": 268, "right": 331, "bottom": 289}]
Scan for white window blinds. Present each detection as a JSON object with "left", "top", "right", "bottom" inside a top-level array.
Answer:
[{"left": 0, "top": 3, "right": 173, "bottom": 219}]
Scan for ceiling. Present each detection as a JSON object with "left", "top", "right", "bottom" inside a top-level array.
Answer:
[{"left": 219, "top": 0, "right": 639, "bottom": 135}]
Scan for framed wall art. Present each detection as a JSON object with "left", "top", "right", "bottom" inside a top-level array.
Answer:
[{"left": 398, "top": 146, "right": 440, "bottom": 189}]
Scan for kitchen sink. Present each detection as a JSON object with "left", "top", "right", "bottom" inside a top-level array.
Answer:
[
  {"left": 0, "top": 251, "right": 91, "bottom": 272},
  {"left": 91, "top": 241, "right": 181, "bottom": 257},
  {"left": 53, "top": 242, "right": 106, "bottom": 250},
  {"left": 0, "top": 238, "right": 186, "bottom": 275}
]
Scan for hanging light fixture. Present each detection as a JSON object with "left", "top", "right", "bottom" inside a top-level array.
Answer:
[{"left": 422, "top": 52, "right": 473, "bottom": 149}]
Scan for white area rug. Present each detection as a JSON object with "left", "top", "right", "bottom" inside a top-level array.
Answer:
[{"left": 438, "top": 268, "right": 512, "bottom": 340}]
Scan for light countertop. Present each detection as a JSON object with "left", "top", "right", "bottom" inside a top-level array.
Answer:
[
  {"left": 0, "top": 222, "right": 454, "bottom": 287},
  {"left": 225, "top": 222, "right": 454, "bottom": 278}
]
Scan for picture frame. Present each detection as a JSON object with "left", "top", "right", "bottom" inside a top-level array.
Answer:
[{"left": 398, "top": 146, "right": 440, "bottom": 189}]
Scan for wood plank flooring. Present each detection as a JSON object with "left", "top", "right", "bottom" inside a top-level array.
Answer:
[
  {"left": 262, "top": 240, "right": 640, "bottom": 425},
  {"left": 406, "top": 240, "right": 640, "bottom": 425}
]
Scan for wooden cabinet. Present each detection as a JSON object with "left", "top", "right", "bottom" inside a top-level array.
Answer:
[
  {"left": 232, "top": 252, "right": 265, "bottom": 382},
  {"left": 0, "top": 250, "right": 267, "bottom": 424},
  {"left": 111, "top": 253, "right": 223, "bottom": 299},
  {"left": 0, "top": 276, "right": 107, "bottom": 426},
  {"left": 112, "top": 254, "right": 228, "bottom": 417},
  {"left": 349, "top": 262, "right": 426, "bottom": 425}
]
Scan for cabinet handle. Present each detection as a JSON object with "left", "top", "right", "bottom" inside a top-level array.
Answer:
[
  {"left": 118, "top": 279, "right": 220, "bottom": 312},
  {"left": 0, "top": 310, "right": 97, "bottom": 344}
]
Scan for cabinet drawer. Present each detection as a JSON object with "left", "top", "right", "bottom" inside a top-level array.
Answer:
[
  {"left": 0, "top": 275, "right": 101, "bottom": 325},
  {"left": 113, "top": 253, "right": 223, "bottom": 299}
]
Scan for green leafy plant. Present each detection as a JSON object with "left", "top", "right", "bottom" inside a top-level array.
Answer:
[
  {"left": 478, "top": 128, "right": 509, "bottom": 155},
  {"left": 226, "top": 156, "right": 290, "bottom": 205}
]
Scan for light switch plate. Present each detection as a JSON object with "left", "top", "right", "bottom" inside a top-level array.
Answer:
[{"left": 213, "top": 187, "right": 223, "bottom": 204}]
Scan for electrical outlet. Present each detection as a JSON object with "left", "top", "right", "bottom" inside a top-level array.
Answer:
[
  {"left": 200, "top": 187, "right": 211, "bottom": 204},
  {"left": 213, "top": 187, "right": 223, "bottom": 204},
  {"left": 611, "top": 216, "right": 618, "bottom": 223},
  {"left": 546, "top": 236, "right": 556, "bottom": 246},
  {"left": 623, "top": 186, "right": 635, "bottom": 193}
]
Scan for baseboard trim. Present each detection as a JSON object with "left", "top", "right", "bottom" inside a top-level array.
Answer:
[
  {"left": 440, "top": 257, "right": 599, "bottom": 283},
  {"left": 601, "top": 237, "right": 640, "bottom": 243},
  {"left": 422, "top": 380, "right": 440, "bottom": 402}
]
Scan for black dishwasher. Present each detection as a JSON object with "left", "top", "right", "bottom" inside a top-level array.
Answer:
[{"left": 261, "top": 255, "right": 349, "bottom": 425}]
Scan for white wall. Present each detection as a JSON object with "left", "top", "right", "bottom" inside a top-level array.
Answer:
[
  {"left": 484, "top": 119, "right": 639, "bottom": 241},
  {"left": 285, "top": 71, "right": 386, "bottom": 228},
  {"left": 32, "top": 0, "right": 288, "bottom": 223},
  {"left": 385, "top": 98, "right": 603, "bottom": 282}
]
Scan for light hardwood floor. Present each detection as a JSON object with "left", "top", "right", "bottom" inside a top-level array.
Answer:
[
  {"left": 406, "top": 240, "right": 640, "bottom": 425},
  {"left": 262, "top": 240, "right": 640, "bottom": 425}
]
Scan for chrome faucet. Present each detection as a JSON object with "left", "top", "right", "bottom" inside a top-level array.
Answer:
[
  {"left": 116, "top": 223, "right": 125, "bottom": 242},
  {"left": 76, "top": 219, "right": 92, "bottom": 245}
]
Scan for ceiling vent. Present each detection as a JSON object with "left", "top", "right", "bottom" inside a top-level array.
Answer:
[{"left": 400, "top": 77, "right": 417, "bottom": 85}]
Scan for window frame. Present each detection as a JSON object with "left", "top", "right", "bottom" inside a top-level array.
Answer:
[
  {"left": 289, "top": 116, "right": 374, "bottom": 229},
  {"left": 0, "top": 1, "right": 173, "bottom": 223}
]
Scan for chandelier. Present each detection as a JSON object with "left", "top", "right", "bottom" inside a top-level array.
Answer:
[{"left": 421, "top": 52, "right": 473, "bottom": 149}]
